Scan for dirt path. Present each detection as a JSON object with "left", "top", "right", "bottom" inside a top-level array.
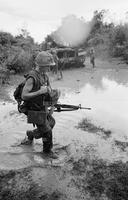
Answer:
[{"left": 1, "top": 57, "right": 128, "bottom": 200}]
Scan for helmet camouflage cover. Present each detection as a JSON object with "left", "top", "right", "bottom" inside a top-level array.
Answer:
[{"left": 35, "top": 51, "right": 55, "bottom": 66}]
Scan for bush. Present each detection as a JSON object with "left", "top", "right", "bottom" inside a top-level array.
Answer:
[
  {"left": 123, "top": 48, "right": 128, "bottom": 63},
  {"left": 7, "top": 49, "right": 34, "bottom": 73},
  {"left": 112, "top": 45, "right": 125, "bottom": 57}
]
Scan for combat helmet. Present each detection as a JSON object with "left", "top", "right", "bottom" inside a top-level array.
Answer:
[{"left": 35, "top": 51, "right": 55, "bottom": 67}]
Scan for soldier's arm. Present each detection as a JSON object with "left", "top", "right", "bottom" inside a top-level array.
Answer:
[
  {"left": 22, "top": 78, "right": 48, "bottom": 100},
  {"left": 46, "top": 75, "right": 52, "bottom": 91}
]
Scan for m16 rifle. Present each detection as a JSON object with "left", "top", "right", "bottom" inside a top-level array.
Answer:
[
  {"left": 44, "top": 90, "right": 91, "bottom": 112},
  {"left": 53, "top": 103, "right": 91, "bottom": 112}
]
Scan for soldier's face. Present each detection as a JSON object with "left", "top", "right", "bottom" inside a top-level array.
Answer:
[{"left": 40, "top": 66, "right": 49, "bottom": 73}]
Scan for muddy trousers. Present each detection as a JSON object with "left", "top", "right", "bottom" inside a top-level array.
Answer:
[{"left": 27, "top": 115, "right": 55, "bottom": 153}]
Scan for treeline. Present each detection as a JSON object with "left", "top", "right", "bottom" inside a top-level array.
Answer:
[
  {"left": 86, "top": 10, "right": 128, "bottom": 62},
  {"left": 0, "top": 29, "right": 40, "bottom": 73},
  {"left": 0, "top": 10, "right": 128, "bottom": 74}
]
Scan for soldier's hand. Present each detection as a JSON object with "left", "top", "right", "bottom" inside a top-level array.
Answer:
[
  {"left": 39, "top": 86, "right": 48, "bottom": 94},
  {"left": 47, "top": 86, "right": 52, "bottom": 93},
  {"left": 49, "top": 106, "right": 54, "bottom": 115}
]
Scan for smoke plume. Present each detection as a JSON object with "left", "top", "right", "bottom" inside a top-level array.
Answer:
[{"left": 51, "top": 15, "right": 94, "bottom": 47}]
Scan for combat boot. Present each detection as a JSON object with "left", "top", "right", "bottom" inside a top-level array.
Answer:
[
  {"left": 21, "top": 130, "right": 33, "bottom": 145},
  {"left": 43, "top": 141, "right": 57, "bottom": 159},
  {"left": 21, "top": 137, "right": 33, "bottom": 145},
  {"left": 26, "top": 130, "right": 34, "bottom": 140},
  {"left": 43, "top": 150, "right": 58, "bottom": 159}
]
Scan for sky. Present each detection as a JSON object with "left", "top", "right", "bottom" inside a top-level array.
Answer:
[{"left": 0, "top": 0, "right": 128, "bottom": 43}]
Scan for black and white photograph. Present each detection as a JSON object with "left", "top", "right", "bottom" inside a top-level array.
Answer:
[{"left": 0, "top": 0, "right": 128, "bottom": 199}]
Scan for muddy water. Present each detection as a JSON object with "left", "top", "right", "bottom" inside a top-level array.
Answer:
[{"left": 1, "top": 69, "right": 128, "bottom": 170}]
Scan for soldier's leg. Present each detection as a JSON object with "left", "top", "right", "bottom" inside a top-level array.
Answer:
[
  {"left": 28, "top": 128, "right": 42, "bottom": 139},
  {"left": 21, "top": 116, "right": 55, "bottom": 150},
  {"left": 42, "top": 129, "right": 58, "bottom": 159},
  {"left": 47, "top": 114, "right": 55, "bottom": 129},
  {"left": 42, "top": 115, "right": 55, "bottom": 153},
  {"left": 60, "top": 69, "right": 63, "bottom": 79},
  {"left": 93, "top": 59, "right": 95, "bottom": 68},
  {"left": 42, "top": 130, "right": 53, "bottom": 153},
  {"left": 21, "top": 130, "right": 34, "bottom": 145},
  {"left": 56, "top": 64, "right": 58, "bottom": 75},
  {"left": 26, "top": 124, "right": 53, "bottom": 153},
  {"left": 21, "top": 125, "right": 43, "bottom": 145}
]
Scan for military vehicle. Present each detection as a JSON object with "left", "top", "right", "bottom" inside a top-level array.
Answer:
[{"left": 49, "top": 47, "right": 85, "bottom": 69}]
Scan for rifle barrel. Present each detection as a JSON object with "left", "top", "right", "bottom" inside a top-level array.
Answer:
[
  {"left": 54, "top": 103, "right": 91, "bottom": 112},
  {"left": 80, "top": 107, "right": 91, "bottom": 110},
  {"left": 79, "top": 104, "right": 91, "bottom": 110}
]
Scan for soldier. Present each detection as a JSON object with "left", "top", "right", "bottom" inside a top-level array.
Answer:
[
  {"left": 89, "top": 47, "right": 95, "bottom": 68},
  {"left": 51, "top": 50, "right": 59, "bottom": 75},
  {"left": 21, "top": 51, "right": 59, "bottom": 158},
  {"left": 58, "top": 59, "right": 64, "bottom": 80},
  {"left": 58, "top": 56, "right": 66, "bottom": 80}
]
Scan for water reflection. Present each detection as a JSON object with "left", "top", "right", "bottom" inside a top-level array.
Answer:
[
  {"left": 66, "top": 77, "right": 128, "bottom": 134},
  {"left": 83, "top": 69, "right": 128, "bottom": 90}
]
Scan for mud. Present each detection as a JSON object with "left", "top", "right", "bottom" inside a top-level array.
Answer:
[
  {"left": 0, "top": 167, "right": 64, "bottom": 200},
  {"left": 1, "top": 58, "right": 128, "bottom": 199},
  {"left": 71, "top": 158, "right": 128, "bottom": 200}
]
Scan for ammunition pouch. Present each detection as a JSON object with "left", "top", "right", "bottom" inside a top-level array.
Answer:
[
  {"left": 27, "top": 110, "right": 47, "bottom": 125},
  {"left": 18, "top": 102, "right": 28, "bottom": 115}
]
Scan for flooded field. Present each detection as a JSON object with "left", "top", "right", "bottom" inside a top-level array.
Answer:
[{"left": 1, "top": 67, "right": 128, "bottom": 199}]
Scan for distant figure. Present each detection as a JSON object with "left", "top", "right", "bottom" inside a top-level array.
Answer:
[
  {"left": 84, "top": 51, "right": 87, "bottom": 67},
  {"left": 89, "top": 47, "right": 95, "bottom": 68},
  {"left": 58, "top": 58, "right": 64, "bottom": 80},
  {"left": 0, "top": 68, "right": 10, "bottom": 85},
  {"left": 52, "top": 51, "right": 59, "bottom": 75}
]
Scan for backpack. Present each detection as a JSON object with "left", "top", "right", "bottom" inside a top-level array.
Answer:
[
  {"left": 13, "top": 72, "right": 42, "bottom": 113},
  {"left": 14, "top": 71, "right": 43, "bottom": 113},
  {"left": 13, "top": 75, "right": 28, "bottom": 113}
]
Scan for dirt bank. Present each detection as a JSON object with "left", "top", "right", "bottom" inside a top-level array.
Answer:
[{"left": 1, "top": 57, "right": 128, "bottom": 200}]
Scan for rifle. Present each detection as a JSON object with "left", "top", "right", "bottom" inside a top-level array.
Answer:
[{"left": 53, "top": 103, "right": 91, "bottom": 112}]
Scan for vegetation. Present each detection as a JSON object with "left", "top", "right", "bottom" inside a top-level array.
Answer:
[{"left": 0, "top": 29, "right": 40, "bottom": 74}]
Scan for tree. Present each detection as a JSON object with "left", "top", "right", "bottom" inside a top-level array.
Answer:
[
  {"left": 90, "top": 10, "right": 106, "bottom": 36},
  {"left": 0, "top": 32, "right": 16, "bottom": 46}
]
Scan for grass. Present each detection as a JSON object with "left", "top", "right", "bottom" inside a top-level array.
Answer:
[{"left": 76, "top": 118, "right": 112, "bottom": 138}]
